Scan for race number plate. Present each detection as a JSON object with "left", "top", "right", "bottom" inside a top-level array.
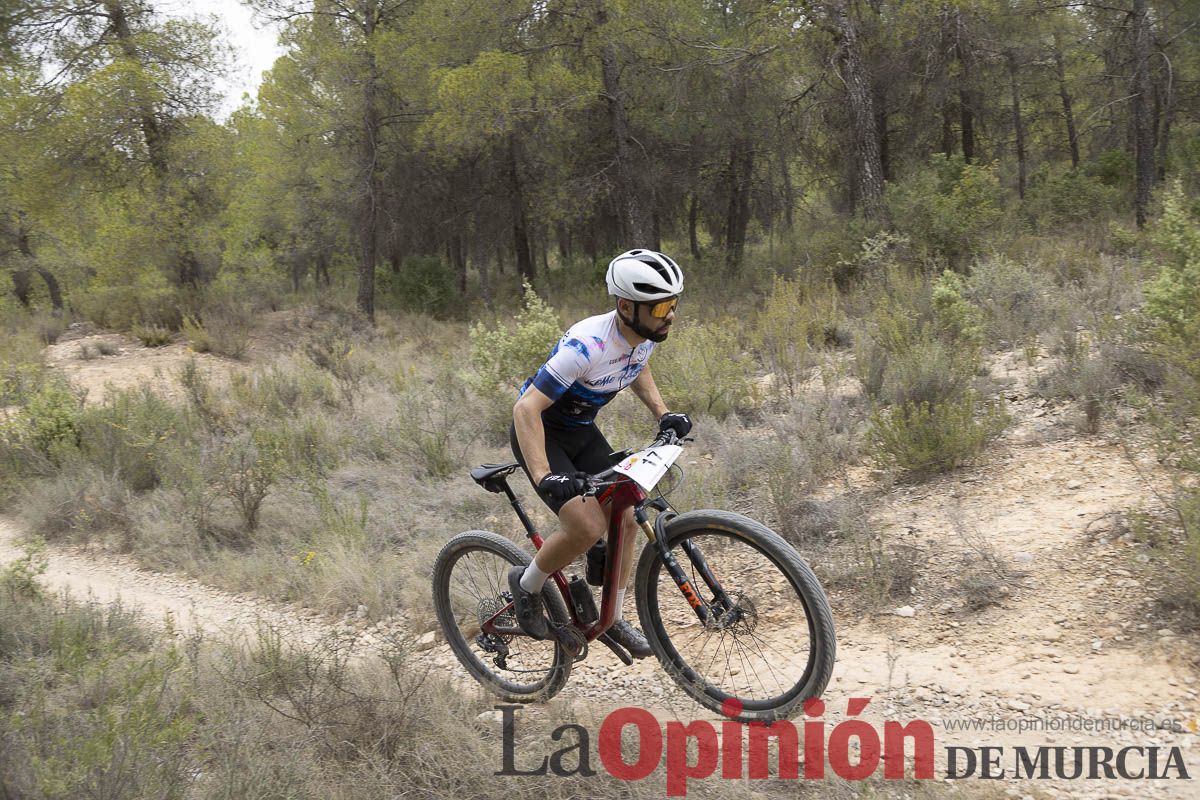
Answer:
[{"left": 612, "top": 444, "right": 683, "bottom": 492}]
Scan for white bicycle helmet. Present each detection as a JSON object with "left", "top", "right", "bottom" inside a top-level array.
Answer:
[{"left": 606, "top": 249, "right": 684, "bottom": 301}]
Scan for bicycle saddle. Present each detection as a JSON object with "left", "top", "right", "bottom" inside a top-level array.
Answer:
[{"left": 470, "top": 462, "right": 520, "bottom": 493}]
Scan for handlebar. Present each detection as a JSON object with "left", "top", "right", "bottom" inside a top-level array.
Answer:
[{"left": 584, "top": 430, "right": 691, "bottom": 496}]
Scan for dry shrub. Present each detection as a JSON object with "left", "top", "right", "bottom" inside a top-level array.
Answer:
[
  {"left": 19, "top": 462, "right": 130, "bottom": 542},
  {"left": 868, "top": 393, "right": 1008, "bottom": 477},
  {"left": 182, "top": 305, "right": 251, "bottom": 360}
]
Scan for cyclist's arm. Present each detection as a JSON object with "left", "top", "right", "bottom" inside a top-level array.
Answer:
[
  {"left": 513, "top": 386, "right": 556, "bottom": 483},
  {"left": 629, "top": 364, "right": 669, "bottom": 420}
]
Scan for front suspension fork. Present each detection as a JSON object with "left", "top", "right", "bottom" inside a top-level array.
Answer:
[{"left": 635, "top": 503, "right": 735, "bottom": 625}]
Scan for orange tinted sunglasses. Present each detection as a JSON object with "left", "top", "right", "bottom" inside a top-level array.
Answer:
[{"left": 647, "top": 297, "right": 679, "bottom": 319}]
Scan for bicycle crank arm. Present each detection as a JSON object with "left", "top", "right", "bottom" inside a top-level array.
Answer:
[{"left": 597, "top": 632, "right": 634, "bottom": 666}]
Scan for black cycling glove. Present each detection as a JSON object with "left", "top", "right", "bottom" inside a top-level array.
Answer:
[
  {"left": 658, "top": 412, "right": 693, "bottom": 439},
  {"left": 537, "top": 472, "right": 590, "bottom": 503}
]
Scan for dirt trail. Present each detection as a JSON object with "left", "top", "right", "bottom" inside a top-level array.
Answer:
[
  {"left": 0, "top": 516, "right": 326, "bottom": 645},
  {"left": 5, "top": 338, "right": 1199, "bottom": 796}
]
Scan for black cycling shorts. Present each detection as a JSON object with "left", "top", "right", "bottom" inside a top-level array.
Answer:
[{"left": 509, "top": 421, "right": 616, "bottom": 514}]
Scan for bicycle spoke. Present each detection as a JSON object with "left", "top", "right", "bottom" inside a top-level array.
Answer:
[
  {"left": 436, "top": 540, "right": 563, "bottom": 696},
  {"left": 650, "top": 527, "right": 822, "bottom": 709}
]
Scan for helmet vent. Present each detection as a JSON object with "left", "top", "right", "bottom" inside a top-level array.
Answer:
[
  {"left": 638, "top": 257, "right": 672, "bottom": 282},
  {"left": 663, "top": 256, "right": 681, "bottom": 282},
  {"left": 632, "top": 282, "right": 670, "bottom": 295}
]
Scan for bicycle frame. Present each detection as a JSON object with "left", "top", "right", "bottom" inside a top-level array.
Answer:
[{"left": 480, "top": 468, "right": 733, "bottom": 646}]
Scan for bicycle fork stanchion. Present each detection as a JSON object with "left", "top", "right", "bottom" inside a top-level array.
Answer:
[{"left": 638, "top": 504, "right": 714, "bottom": 626}]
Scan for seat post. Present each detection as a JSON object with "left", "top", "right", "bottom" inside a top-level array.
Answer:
[{"left": 501, "top": 482, "right": 538, "bottom": 538}]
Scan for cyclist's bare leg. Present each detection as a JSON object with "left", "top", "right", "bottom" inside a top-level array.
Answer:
[
  {"left": 530, "top": 496, "right": 606, "bottom": 574},
  {"left": 616, "top": 506, "right": 638, "bottom": 588}
]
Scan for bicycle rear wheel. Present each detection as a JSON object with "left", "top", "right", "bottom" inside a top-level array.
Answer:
[
  {"left": 635, "top": 510, "right": 836, "bottom": 722},
  {"left": 432, "top": 530, "right": 572, "bottom": 702}
]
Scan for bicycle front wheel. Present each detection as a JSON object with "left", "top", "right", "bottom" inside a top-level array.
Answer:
[
  {"left": 432, "top": 530, "right": 572, "bottom": 703},
  {"left": 635, "top": 510, "right": 836, "bottom": 722}
]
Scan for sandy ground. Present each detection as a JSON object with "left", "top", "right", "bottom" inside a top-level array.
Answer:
[{"left": 4, "top": 333, "right": 1199, "bottom": 797}]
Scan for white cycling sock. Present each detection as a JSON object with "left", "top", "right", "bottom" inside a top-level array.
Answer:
[
  {"left": 520, "top": 561, "right": 550, "bottom": 593},
  {"left": 614, "top": 588, "right": 626, "bottom": 621}
]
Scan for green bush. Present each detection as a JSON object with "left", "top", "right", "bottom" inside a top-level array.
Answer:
[
  {"left": 379, "top": 255, "right": 460, "bottom": 318},
  {"left": 1146, "top": 181, "right": 1200, "bottom": 342},
  {"left": 887, "top": 154, "right": 1005, "bottom": 264},
  {"left": 1022, "top": 168, "right": 1122, "bottom": 228},
  {"left": 1086, "top": 148, "right": 1134, "bottom": 189},
  {"left": 469, "top": 281, "right": 561, "bottom": 394},
  {"left": 655, "top": 319, "right": 757, "bottom": 419},
  {"left": 830, "top": 230, "right": 910, "bottom": 290},
  {"left": 9, "top": 380, "right": 85, "bottom": 463},
  {"left": 215, "top": 430, "right": 286, "bottom": 534},
  {"left": 931, "top": 269, "right": 984, "bottom": 350},
  {"left": 469, "top": 282, "right": 563, "bottom": 439},
  {"left": 868, "top": 392, "right": 1008, "bottom": 477},
  {"left": 1, "top": 539, "right": 47, "bottom": 600},
  {"left": 79, "top": 387, "right": 185, "bottom": 492},
  {"left": 853, "top": 295, "right": 922, "bottom": 400}
]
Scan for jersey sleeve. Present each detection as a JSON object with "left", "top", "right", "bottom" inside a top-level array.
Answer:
[{"left": 530, "top": 334, "right": 592, "bottom": 401}]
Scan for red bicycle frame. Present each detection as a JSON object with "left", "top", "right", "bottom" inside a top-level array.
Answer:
[{"left": 480, "top": 476, "right": 646, "bottom": 643}]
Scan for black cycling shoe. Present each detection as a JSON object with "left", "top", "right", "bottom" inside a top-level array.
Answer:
[
  {"left": 606, "top": 619, "right": 652, "bottom": 659},
  {"left": 508, "top": 566, "right": 550, "bottom": 640}
]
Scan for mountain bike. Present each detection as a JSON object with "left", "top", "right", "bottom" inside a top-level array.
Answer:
[{"left": 430, "top": 430, "right": 836, "bottom": 722}]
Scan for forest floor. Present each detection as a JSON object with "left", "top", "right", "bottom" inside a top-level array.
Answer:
[{"left": 4, "top": 323, "right": 1199, "bottom": 798}]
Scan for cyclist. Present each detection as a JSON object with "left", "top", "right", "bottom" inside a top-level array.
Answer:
[{"left": 508, "top": 249, "right": 692, "bottom": 658}]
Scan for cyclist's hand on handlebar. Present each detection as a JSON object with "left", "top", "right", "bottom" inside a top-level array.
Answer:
[
  {"left": 537, "top": 471, "right": 591, "bottom": 503},
  {"left": 658, "top": 411, "right": 692, "bottom": 439}
]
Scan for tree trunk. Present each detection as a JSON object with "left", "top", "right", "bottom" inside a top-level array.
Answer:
[
  {"left": 507, "top": 135, "right": 534, "bottom": 280},
  {"left": 875, "top": 86, "right": 891, "bottom": 181},
  {"left": 776, "top": 143, "right": 794, "bottom": 231},
  {"left": 11, "top": 271, "right": 32, "bottom": 307},
  {"left": 316, "top": 248, "right": 331, "bottom": 287},
  {"left": 355, "top": 4, "right": 382, "bottom": 321},
  {"left": 957, "top": 67, "right": 975, "bottom": 161},
  {"left": 555, "top": 221, "right": 570, "bottom": 263},
  {"left": 1007, "top": 50, "right": 1027, "bottom": 199},
  {"left": 688, "top": 193, "right": 701, "bottom": 259},
  {"left": 1157, "top": 50, "right": 1174, "bottom": 181},
  {"left": 954, "top": 12, "right": 976, "bottom": 164},
  {"left": 1132, "top": 0, "right": 1155, "bottom": 228},
  {"left": 104, "top": 1, "right": 167, "bottom": 177},
  {"left": 450, "top": 234, "right": 467, "bottom": 293},
  {"left": 941, "top": 101, "right": 955, "bottom": 156},
  {"left": 106, "top": 0, "right": 208, "bottom": 290},
  {"left": 597, "top": 4, "right": 653, "bottom": 245},
  {"left": 1052, "top": 32, "right": 1080, "bottom": 169},
  {"left": 724, "top": 141, "right": 753, "bottom": 273},
  {"left": 12, "top": 212, "right": 63, "bottom": 312},
  {"left": 831, "top": 1, "right": 886, "bottom": 221}
]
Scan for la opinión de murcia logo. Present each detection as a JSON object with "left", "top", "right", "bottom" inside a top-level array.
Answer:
[{"left": 496, "top": 698, "right": 1191, "bottom": 796}]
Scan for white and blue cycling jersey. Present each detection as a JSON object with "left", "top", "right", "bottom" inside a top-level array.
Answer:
[{"left": 520, "top": 310, "right": 655, "bottom": 428}]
